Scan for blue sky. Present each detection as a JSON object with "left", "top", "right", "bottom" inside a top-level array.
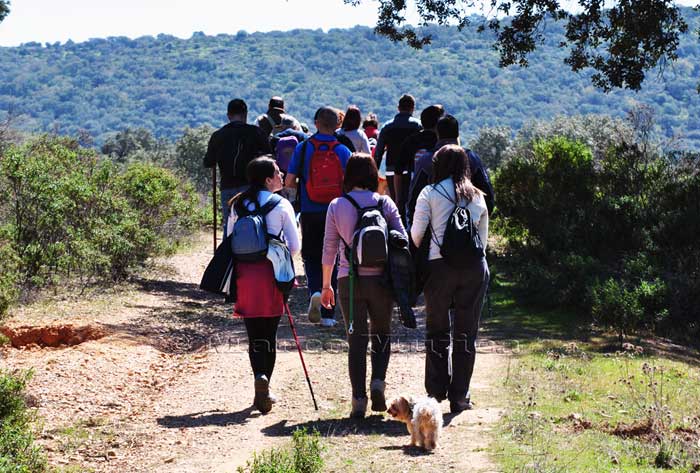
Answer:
[{"left": 1, "top": 0, "right": 696, "bottom": 47}]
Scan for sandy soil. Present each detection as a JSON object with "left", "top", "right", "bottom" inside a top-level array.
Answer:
[{"left": 1, "top": 232, "right": 509, "bottom": 473}]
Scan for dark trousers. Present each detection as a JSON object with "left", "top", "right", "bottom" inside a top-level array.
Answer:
[
  {"left": 387, "top": 172, "right": 411, "bottom": 225},
  {"left": 300, "top": 212, "right": 337, "bottom": 319},
  {"left": 244, "top": 316, "right": 281, "bottom": 380},
  {"left": 338, "top": 276, "right": 393, "bottom": 398},
  {"left": 423, "top": 258, "right": 489, "bottom": 402}
]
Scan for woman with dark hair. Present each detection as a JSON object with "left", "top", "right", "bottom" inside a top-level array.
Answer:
[
  {"left": 338, "top": 106, "right": 371, "bottom": 154},
  {"left": 226, "top": 156, "right": 300, "bottom": 414},
  {"left": 320, "top": 153, "right": 406, "bottom": 418},
  {"left": 410, "top": 144, "right": 489, "bottom": 414}
]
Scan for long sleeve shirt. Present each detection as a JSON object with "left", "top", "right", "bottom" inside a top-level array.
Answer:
[
  {"left": 322, "top": 190, "right": 406, "bottom": 278},
  {"left": 226, "top": 190, "right": 301, "bottom": 255},
  {"left": 410, "top": 178, "right": 488, "bottom": 261}
]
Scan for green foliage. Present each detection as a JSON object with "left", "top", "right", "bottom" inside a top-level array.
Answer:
[
  {"left": 173, "top": 125, "right": 214, "bottom": 193},
  {"left": 0, "top": 16, "right": 698, "bottom": 149},
  {"left": 495, "top": 121, "right": 700, "bottom": 340},
  {"left": 0, "top": 135, "right": 202, "bottom": 306},
  {"left": 0, "top": 228, "right": 20, "bottom": 320},
  {"left": 237, "top": 428, "right": 324, "bottom": 473},
  {"left": 0, "top": 1, "right": 8, "bottom": 24},
  {"left": 0, "top": 370, "right": 47, "bottom": 473},
  {"left": 468, "top": 125, "right": 512, "bottom": 170}
]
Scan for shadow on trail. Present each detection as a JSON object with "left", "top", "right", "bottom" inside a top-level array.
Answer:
[
  {"left": 261, "top": 416, "right": 407, "bottom": 438},
  {"left": 379, "top": 444, "right": 434, "bottom": 456},
  {"left": 157, "top": 406, "right": 259, "bottom": 428}
]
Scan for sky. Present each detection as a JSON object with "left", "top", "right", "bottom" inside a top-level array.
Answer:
[
  {"left": 0, "top": 0, "right": 697, "bottom": 47},
  {"left": 0, "top": 0, "right": 390, "bottom": 46}
]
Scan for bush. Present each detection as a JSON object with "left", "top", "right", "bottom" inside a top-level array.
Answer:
[
  {"left": 0, "top": 370, "right": 47, "bottom": 473},
  {"left": 0, "top": 135, "right": 204, "bottom": 302},
  {"left": 494, "top": 133, "right": 689, "bottom": 339},
  {"left": 0, "top": 229, "right": 20, "bottom": 320}
]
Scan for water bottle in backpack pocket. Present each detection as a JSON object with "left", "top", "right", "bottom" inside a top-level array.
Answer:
[{"left": 230, "top": 194, "right": 282, "bottom": 262}]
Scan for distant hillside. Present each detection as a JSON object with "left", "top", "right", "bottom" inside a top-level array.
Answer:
[{"left": 1, "top": 10, "right": 699, "bottom": 148}]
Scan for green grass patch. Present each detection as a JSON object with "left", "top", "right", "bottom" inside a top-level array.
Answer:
[
  {"left": 0, "top": 369, "right": 47, "bottom": 473},
  {"left": 237, "top": 427, "right": 324, "bottom": 473},
  {"left": 494, "top": 347, "right": 700, "bottom": 472}
]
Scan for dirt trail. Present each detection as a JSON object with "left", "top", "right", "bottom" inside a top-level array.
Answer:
[{"left": 1, "top": 233, "right": 509, "bottom": 473}]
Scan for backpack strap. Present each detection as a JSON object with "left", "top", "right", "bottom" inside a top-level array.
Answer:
[{"left": 257, "top": 193, "right": 283, "bottom": 216}]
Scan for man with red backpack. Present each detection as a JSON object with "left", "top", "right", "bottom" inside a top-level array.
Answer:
[{"left": 285, "top": 107, "right": 352, "bottom": 327}]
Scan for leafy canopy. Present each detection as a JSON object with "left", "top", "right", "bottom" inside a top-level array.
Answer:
[
  {"left": 347, "top": 0, "right": 690, "bottom": 91},
  {"left": 0, "top": 1, "right": 8, "bottom": 24}
]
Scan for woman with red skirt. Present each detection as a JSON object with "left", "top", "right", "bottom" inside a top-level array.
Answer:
[{"left": 226, "top": 156, "right": 300, "bottom": 414}]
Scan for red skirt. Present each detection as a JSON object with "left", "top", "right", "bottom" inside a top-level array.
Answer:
[{"left": 233, "top": 259, "right": 284, "bottom": 318}]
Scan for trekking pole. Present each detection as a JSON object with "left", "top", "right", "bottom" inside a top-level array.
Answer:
[
  {"left": 284, "top": 303, "right": 319, "bottom": 411},
  {"left": 212, "top": 167, "right": 217, "bottom": 253}
]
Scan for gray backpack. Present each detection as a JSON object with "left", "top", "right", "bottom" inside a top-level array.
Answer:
[
  {"left": 230, "top": 194, "right": 283, "bottom": 262},
  {"left": 342, "top": 194, "right": 389, "bottom": 268}
]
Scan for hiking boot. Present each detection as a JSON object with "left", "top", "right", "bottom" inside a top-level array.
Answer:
[
  {"left": 450, "top": 397, "right": 473, "bottom": 414},
  {"left": 253, "top": 375, "right": 273, "bottom": 414},
  {"left": 308, "top": 292, "right": 322, "bottom": 323},
  {"left": 370, "top": 379, "right": 387, "bottom": 412},
  {"left": 320, "top": 317, "right": 337, "bottom": 328},
  {"left": 350, "top": 396, "right": 367, "bottom": 419}
]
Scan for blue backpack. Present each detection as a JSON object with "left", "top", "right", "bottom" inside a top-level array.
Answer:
[{"left": 231, "top": 194, "right": 283, "bottom": 262}]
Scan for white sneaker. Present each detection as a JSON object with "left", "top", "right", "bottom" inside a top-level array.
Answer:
[
  {"left": 308, "top": 292, "right": 322, "bottom": 323},
  {"left": 320, "top": 317, "right": 337, "bottom": 327}
]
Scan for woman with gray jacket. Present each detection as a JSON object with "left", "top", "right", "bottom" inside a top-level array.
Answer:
[{"left": 410, "top": 144, "right": 489, "bottom": 413}]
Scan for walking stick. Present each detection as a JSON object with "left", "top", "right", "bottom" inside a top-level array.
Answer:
[
  {"left": 212, "top": 167, "right": 217, "bottom": 253},
  {"left": 284, "top": 303, "right": 319, "bottom": 411}
]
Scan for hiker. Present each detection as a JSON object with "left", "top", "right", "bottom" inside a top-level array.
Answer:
[
  {"left": 284, "top": 106, "right": 352, "bottom": 327},
  {"left": 320, "top": 153, "right": 407, "bottom": 418},
  {"left": 270, "top": 117, "right": 309, "bottom": 207},
  {"left": 374, "top": 94, "right": 422, "bottom": 222},
  {"left": 336, "top": 106, "right": 371, "bottom": 154},
  {"left": 406, "top": 114, "right": 495, "bottom": 226},
  {"left": 362, "top": 113, "right": 379, "bottom": 150},
  {"left": 204, "top": 98, "right": 271, "bottom": 237},
  {"left": 270, "top": 116, "right": 308, "bottom": 162},
  {"left": 255, "top": 96, "right": 301, "bottom": 137},
  {"left": 410, "top": 145, "right": 490, "bottom": 414},
  {"left": 395, "top": 104, "right": 444, "bottom": 221},
  {"left": 226, "top": 156, "right": 300, "bottom": 414}
]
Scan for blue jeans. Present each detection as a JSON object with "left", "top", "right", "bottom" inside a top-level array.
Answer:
[
  {"left": 300, "top": 212, "right": 337, "bottom": 319},
  {"left": 221, "top": 185, "right": 248, "bottom": 238}
]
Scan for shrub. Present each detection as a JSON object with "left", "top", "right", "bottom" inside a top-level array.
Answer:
[
  {"left": 0, "top": 135, "right": 204, "bottom": 303},
  {"left": 0, "top": 228, "right": 20, "bottom": 320},
  {"left": 495, "top": 134, "right": 686, "bottom": 339},
  {"left": 0, "top": 370, "right": 47, "bottom": 473}
]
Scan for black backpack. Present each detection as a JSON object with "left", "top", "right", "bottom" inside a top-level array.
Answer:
[
  {"left": 341, "top": 194, "right": 389, "bottom": 268},
  {"left": 431, "top": 184, "right": 484, "bottom": 269}
]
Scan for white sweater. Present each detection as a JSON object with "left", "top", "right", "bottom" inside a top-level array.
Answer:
[
  {"left": 337, "top": 128, "right": 371, "bottom": 154},
  {"left": 226, "top": 191, "right": 301, "bottom": 255},
  {"left": 410, "top": 178, "right": 489, "bottom": 261}
]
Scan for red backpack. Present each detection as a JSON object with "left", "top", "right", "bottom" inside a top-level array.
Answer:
[{"left": 303, "top": 137, "right": 344, "bottom": 204}]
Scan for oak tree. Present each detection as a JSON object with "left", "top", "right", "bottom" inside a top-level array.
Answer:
[{"left": 345, "top": 0, "right": 692, "bottom": 91}]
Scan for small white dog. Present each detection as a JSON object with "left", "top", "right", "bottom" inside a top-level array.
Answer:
[{"left": 387, "top": 395, "right": 443, "bottom": 451}]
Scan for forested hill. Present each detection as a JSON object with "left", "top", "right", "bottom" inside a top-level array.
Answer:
[{"left": 1, "top": 9, "right": 699, "bottom": 148}]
